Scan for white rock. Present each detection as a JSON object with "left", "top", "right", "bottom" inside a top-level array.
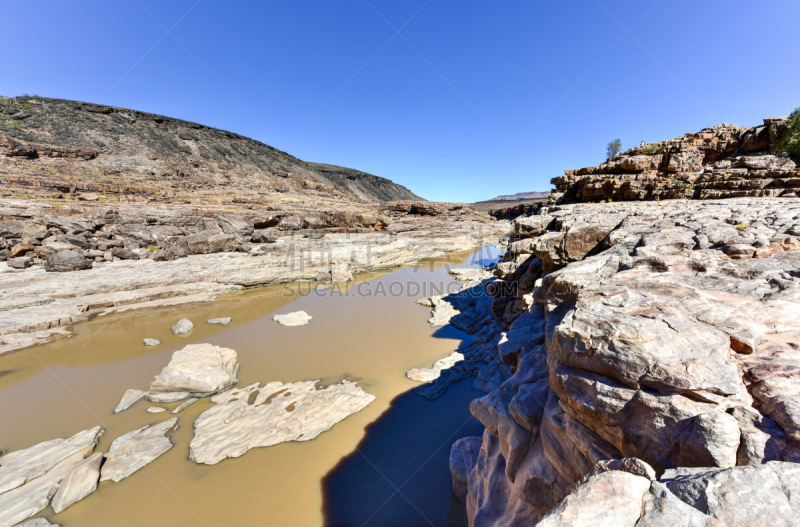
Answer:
[
  {"left": 172, "top": 397, "right": 198, "bottom": 414},
  {"left": 406, "top": 352, "right": 464, "bottom": 382},
  {"left": 100, "top": 418, "right": 177, "bottom": 483},
  {"left": 146, "top": 406, "right": 166, "bottom": 413},
  {"left": 189, "top": 380, "right": 375, "bottom": 465},
  {"left": 0, "top": 427, "right": 102, "bottom": 527},
  {"left": 147, "top": 343, "right": 239, "bottom": 403},
  {"left": 113, "top": 389, "right": 146, "bottom": 414},
  {"left": 206, "top": 317, "right": 232, "bottom": 325},
  {"left": 272, "top": 311, "right": 312, "bottom": 326},
  {"left": 16, "top": 519, "right": 60, "bottom": 527},
  {"left": 170, "top": 318, "right": 193, "bottom": 335},
  {"left": 50, "top": 452, "right": 102, "bottom": 513},
  {"left": 143, "top": 338, "right": 160, "bottom": 346}
]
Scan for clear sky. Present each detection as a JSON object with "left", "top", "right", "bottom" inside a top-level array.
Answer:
[{"left": 2, "top": 1, "right": 799, "bottom": 202}]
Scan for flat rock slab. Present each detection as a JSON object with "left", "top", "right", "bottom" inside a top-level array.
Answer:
[
  {"left": 113, "top": 389, "right": 146, "bottom": 414},
  {"left": 206, "top": 317, "right": 232, "bottom": 325},
  {"left": 189, "top": 380, "right": 375, "bottom": 465},
  {"left": 146, "top": 407, "right": 166, "bottom": 413},
  {"left": 272, "top": 311, "right": 312, "bottom": 326},
  {"left": 147, "top": 343, "right": 239, "bottom": 403},
  {"left": 170, "top": 318, "right": 193, "bottom": 334},
  {"left": 0, "top": 427, "right": 102, "bottom": 527},
  {"left": 143, "top": 338, "right": 160, "bottom": 346},
  {"left": 17, "top": 519, "right": 60, "bottom": 527},
  {"left": 51, "top": 452, "right": 102, "bottom": 513},
  {"left": 100, "top": 418, "right": 177, "bottom": 483}
]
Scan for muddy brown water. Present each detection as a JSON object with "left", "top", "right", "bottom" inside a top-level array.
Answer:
[{"left": 0, "top": 246, "right": 498, "bottom": 527}]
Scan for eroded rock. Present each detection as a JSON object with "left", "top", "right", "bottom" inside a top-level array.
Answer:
[
  {"left": 100, "top": 418, "right": 177, "bottom": 482},
  {"left": 147, "top": 343, "right": 239, "bottom": 403},
  {"left": 189, "top": 380, "right": 375, "bottom": 465}
]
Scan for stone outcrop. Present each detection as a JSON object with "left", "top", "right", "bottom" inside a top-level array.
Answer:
[
  {"left": 0, "top": 427, "right": 103, "bottom": 527},
  {"left": 100, "top": 418, "right": 177, "bottom": 483},
  {"left": 147, "top": 343, "right": 239, "bottom": 403},
  {"left": 452, "top": 197, "right": 800, "bottom": 525},
  {"left": 0, "top": 196, "right": 504, "bottom": 356},
  {"left": 551, "top": 117, "right": 800, "bottom": 203},
  {"left": 189, "top": 380, "right": 375, "bottom": 465}
]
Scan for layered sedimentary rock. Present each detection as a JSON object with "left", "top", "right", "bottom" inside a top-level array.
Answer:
[
  {"left": 455, "top": 197, "right": 800, "bottom": 525},
  {"left": 0, "top": 427, "right": 103, "bottom": 527},
  {"left": 100, "top": 418, "right": 177, "bottom": 483},
  {"left": 189, "top": 380, "right": 375, "bottom": 465},
  {"left": 551, "top": 117, "right": 800, "bottom": 203},
  {"left": 0, "top": 197, "right": 504, "bottom": 356}
]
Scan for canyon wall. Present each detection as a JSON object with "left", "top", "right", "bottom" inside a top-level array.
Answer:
[
  {"left": 551, "top": 117, "right": 798, "bottom": 203},
  {"left": 455, "top": 197, "right": 800, "bottom": 525}
]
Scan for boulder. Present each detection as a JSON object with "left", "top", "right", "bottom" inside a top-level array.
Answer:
[
  {"left": 44, "top": 250, "right": 92, "bottom": 272},
  {"left": 273, "top": 311, "right": 312, "bottom": 326},
  {"left": 170, "top": 318, "right": 193, "bottom": 334},
  {"left": 143, "top": 338, "right": 161, "bottom": 347},
  {"left": 207, "top": 317, "right": 232, "bottom": 325},
  {"left": 252, "top": 229, "right": 277, "bottom": 243},
  {"left": 147, "top": 343, "right": 239, "bottom": 403}
]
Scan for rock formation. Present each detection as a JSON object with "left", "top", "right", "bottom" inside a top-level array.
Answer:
[
  {"left": 147, "top": 343, "right": 240, "bottom": 403},
  {"left": 449, "top": 197, "right": 800, "bottom": 525},
  {"left": 189, "top": 380, "right": 375, "bottom": 465},
  {"left": 551, "top": 117, "right": 799, "bottom": 203},
  {"left": 0, "top": 427, "right": 103, "bottom": 527},
  {"left": 100, "top": 418, "right": 177, "bottom": 483}
]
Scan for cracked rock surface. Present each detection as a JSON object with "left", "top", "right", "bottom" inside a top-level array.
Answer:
[{"left": 449, "top": 197, "right": 800, "bottom": 525}]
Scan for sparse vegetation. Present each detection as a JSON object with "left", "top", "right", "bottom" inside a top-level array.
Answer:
[
  {"left": 642, "top": 143, "right": 661, "bottom": 155},
  {"left": 777, "top": 108, "right": 800, "bottom": 157},
  {"left": 736, "top": 222, "right": 751, "bottom": 230},
  {"left": 606, "top": 138, "right": 622, "bottom": 159}
]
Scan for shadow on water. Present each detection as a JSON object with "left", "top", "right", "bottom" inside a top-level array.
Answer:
[
  {"left": 321, "top": 249, "right": 502, "bottom": 526},
  {"left": 322, "top": 376, "right": 484, "bottom": 527}
]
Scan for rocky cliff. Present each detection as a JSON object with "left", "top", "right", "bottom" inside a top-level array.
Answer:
[
  {"left": 551, "top": 116, "right": 799, "bottom": 203},
  {"left": 449, "top": 197, "right": 800, "bottom": 525},
  {"left": 0, "top": 95, "right": 420, "bottom": 203}
]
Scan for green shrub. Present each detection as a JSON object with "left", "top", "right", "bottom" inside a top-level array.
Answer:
[
  {"left": 777, "top": 108, "right": 800, "bottom": 156},
  {"left": 642, "top": 143, "right": 661, "bottom": 155}
]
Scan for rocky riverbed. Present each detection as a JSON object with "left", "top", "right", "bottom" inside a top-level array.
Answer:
[
  {"left": 437, "top": 197, "right": 800, "bottom": 525},
  {"left": 0, "top": 245, "right": 496, "bottom": 526}
]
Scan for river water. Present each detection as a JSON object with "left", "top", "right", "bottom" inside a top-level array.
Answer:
[{"left": 0, "top": 246, "right": 498, "bottom": 527}]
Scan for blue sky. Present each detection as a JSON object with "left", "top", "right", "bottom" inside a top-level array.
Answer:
[{"left": 2, "top": 1, "right": 799, "bottom": 202}]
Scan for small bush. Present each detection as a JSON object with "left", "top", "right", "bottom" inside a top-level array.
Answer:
[
  {"left": 777, "top": 108, "right": 800, "bottom": 157},
  {"left": 642, "top": 143, "right": 661, "bottom": 155},
  {"left": 736, "top": 223, "right": 751, "bottom": 230}
]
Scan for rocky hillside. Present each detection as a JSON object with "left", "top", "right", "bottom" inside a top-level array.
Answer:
[
  {"left": 552, "top": 116, "right": 799, "bottom": 203},
  {"left": 0, "top": 96, "right": 420, "bottom": 203},
  {"left": 443, "top": 197, "right": 800, "bottom": 525}
]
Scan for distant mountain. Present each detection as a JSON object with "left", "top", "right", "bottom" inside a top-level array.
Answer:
[{"left": 487, "top": 191, "right": 551, "bottom": 201}]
